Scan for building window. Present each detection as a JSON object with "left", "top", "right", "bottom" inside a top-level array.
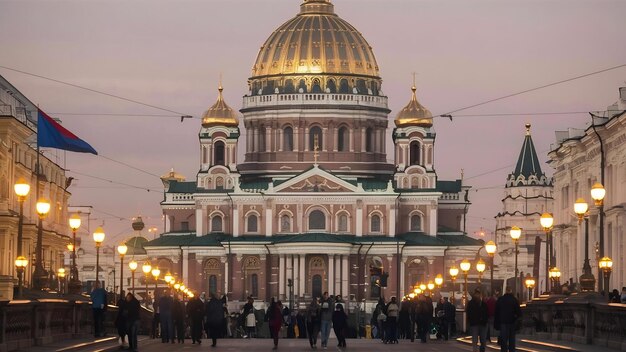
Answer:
[
  {"left": 561, "top": 185, "right": 569, "bottom": 209},
  {"left": 309, "top": 210, "right": 326, "bottom": 231},
  {"left": 309, "top": 126, "right": 322, "bottom": 151},
  {"left": 312, "top": 274, "right": 322, "bottom": 299},
  {"left": 280, "top": 214, "right": 291, "bottom": 232},
  {"left": 327, "top": 79, "right": 337, "bottom": 93},
  {"left": 339, "top": 79, "right": 349, "bottom": 94},
  {"left": 338, "top": 214, "right": 348, "bottom": 232},
  {"left": 251, "top": 273, "right": 259, "bottom": 298},
  {"left": 365, "top": 128, "right": 374, "bottom": 152},
  {"left": 312, "top": 78, "right": 322, "bottom": 93},
  {"left": 338, "top": 126, "right": 348, "bottom": 151},
  {"left": 181, "top": 221, "right": 189, "bottom": 231},
  {"left": 283, "top": 127, "right": 294, "bottom": 151},
  {"left": 211, "top": 216, "right": 223, "bottom": 233},
  {"left": 410, "top": 141, "right": 420, "bottom": 165},
  {"left": 298, "top": 79, "right": 307, "bottom": 93},
  {"left": 410, "top": 215, "right": 421, "bottom": 231},
  {"left": 284, "top": 79, "right": 295, "bottom": 94},
  {"left": 371, "top": 214, "right": 381, "bottom": 232},
  {"left": 214, "top": 141, "right": 225, "bottom": 166},
  {"left": 209, "top": 275, "right": 217, "bottom": 295},
  {"left": 247, "top": 214, "right": 258, "bottom": 233}
]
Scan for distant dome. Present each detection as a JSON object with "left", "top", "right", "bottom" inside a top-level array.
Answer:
[
  {"left": 125, "top": 236, "right": 147, "bottom": 255},
  {"left": 201, "top": 85, "right": 238, "bottom": 127},
  {"left": 394, "top": 86, "right": 433, "bottom": 128}
]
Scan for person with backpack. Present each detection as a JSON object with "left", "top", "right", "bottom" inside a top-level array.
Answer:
[
  {"left": 306, "top": 298, "right": 321, "bottom": 348},
  {"left": 319, "top": 292, "right": 334, "bottom": 349},
  {"left": 242, "top": 296, "right": 256, "bottom": 338},
  {"left": 385, "top": 297, "right": 399, "bottom": 344}
]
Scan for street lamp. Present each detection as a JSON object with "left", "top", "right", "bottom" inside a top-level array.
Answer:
[
  {"left": 92, "top": 227, "right": 105, "bottom": 286},
  {"left": 574, "top": 198, "right": 595, "bottom": 292},
  {"left": 14, "top": 177, "right": 30, "bottom": 294},
  {"left": 129, "top": 260, "right": 138, "bottom": 294},
  {"left": 549, "top": 267, "right": 561, "bottom": 294},
  {"left": 164, "top": 272, "right": 173, "bottom": 287},
  {"left": 117, "top": 243, "right": 127, "bottom": 300},
  {"left": 540, "top": 212, "right": 554, "bottom": 293},
  {"left": 57, "top": 267, "right": 66, "bottom": 293},
  {"left": 485, "top": 240, "right": 497, "bottom": 295},
  {"left": 151, "top": 267, "right": 160, "bottom": 301},
  {"left": 434, "top": 274, "right": 443, "bottom": 288},
  {"left": 510, "top": 226, "right": 522, "bottom": 298},
  {"left": 524, "top": 274, "right": 535, "bottom": 302},
  {"left": 476, "top": 259, "right": 486, "bottom": 283},
  {"left": 591, "top": 183, "right": 606, "bottom": 292},
  {"left": 142, "top": 262, "right": 151, "bottom": 303},
  {"left": 33, "top": 198, "right": 51, "bottom": 290},
  {"left": 449, "top": 266, "right": 459, "bottom": 300},
  {"left": 460, "top": 259, "right": 471, "bottom": 306},
  {"left": 68, "top": 214, "right": 82, "bottom": 293},
  {"left": 14, "top": 256, "right": 28, "bottom": 298},
  {"left": 598, "top": 257, "right": 612, "bottom": 300},
  {"left": 427, "top": 281, "right": 435, "bottom": 296}
]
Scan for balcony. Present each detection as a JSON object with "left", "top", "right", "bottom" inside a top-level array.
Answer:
[{"left": 241, "top": 93, "right": 389, "bottom": 111}]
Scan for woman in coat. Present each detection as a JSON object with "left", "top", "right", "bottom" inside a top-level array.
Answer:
[
  {"left": 204, "top": 294, "right": 224, "bottom": 347},
  {"left": 306, "top": 298, "right": 321, "bottom": 348},
  {"left": 332, "top": 303, "right": 348, "bottom": 348},
  {"left": 267, "top": 299, "right": 284, "bottom": 350}
]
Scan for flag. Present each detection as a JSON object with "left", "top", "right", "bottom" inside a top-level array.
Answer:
[{"left": 37, "top": 109, "right": 98, "bottom": 155}]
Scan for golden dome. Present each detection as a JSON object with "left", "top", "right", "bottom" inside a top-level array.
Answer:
[
  {"left": 201, "top": 85, "right": 239, "bottom": 127},
  {"left": 394, "top": 86, "right": 433, "bottom": 127},
  {"left": 251, "top": 0, "right": 379, "bottom": 79}
]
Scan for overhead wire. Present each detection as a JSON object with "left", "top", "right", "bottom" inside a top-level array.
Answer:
[{"left": 68, "top": 170, "right": 164, "bottom": 193}]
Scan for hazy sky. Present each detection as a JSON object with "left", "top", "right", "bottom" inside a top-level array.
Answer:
[{"left": 1, "top": 0, "right": 625, "bottom": 246}]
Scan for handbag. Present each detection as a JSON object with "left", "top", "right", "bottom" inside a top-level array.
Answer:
[{"left": 377, "top": 312, "right": 387, "bottom": 321}]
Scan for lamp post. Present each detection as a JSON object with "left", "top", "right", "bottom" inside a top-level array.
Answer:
[
  {"left": 129, "top": 260, "right": 138, "bottom": 294},
  {"left": 427, "top": 281, "right": 435, "bottom": 296},
  {"left": 164, "top": 272, "right": 173, "bottom": 288},
  {"left": 117, "top": 244, "right": 127, "bottom": 299},
  {"left": 540, "top": 212, "right": 554, "bottom": 293},
  {"left": 14, "top": 177, "right": 30, "bottom": 295},
  {"left": 434, "top": 274, "right": 443, "bottom": 291},
  {"left": 92, "top": 227, "right": 105, "bottom": 287},
  {"left": 57, "top": 267, "right": 66, "bottom": 293},
  {"left": 15, "top": 256, "right": 28, "bottom": 298},
  {"left": 460, "top": 259, "right": 471, "bottom": 306},
  {"left": 151, "top": 267, "right": 160, "bottom": 301},
  {"left": 524, "top": 274, "right": 535, "bottom": 302},
  {"left": 598, "top": 257, "right": 612, "bottom": 300},
  {"left": 476, "top": 259, "right": 486, "bottom": 284},
  {"left": 549, "top": 267, "right": 561, "bottom": 294},
  {"left": 485, "top": 240, "right": 497, "bottom": 295},
  {"left": 510, "top": 226, "right": 522, "bottom": 298},
  {"left": 449, "top": 266, "right": 459, "bottom": 301},
  {"left": 33, "top": 198, "right": 51, "bottom": 290},
  {"left": 142, "top": 262, "right": 151, "bottom": 303},
  {"left": 68, "top": 214, "right": 82, "bottom": 293},
  {"left": 574, "top": 198, "right": 596, "bottom": 292},
  {"left": 590, "top": 183, "right": 606, "bottom": 292}
]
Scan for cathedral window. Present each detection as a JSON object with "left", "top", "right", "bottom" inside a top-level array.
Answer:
[
  {"left": 410, "top": 141, "right": 420, "bottom": 165},
  {"left": 339, "top": 79, "right": 349, "bottom": 94},
  {"left": 214, "top": 141, "right": 225, "bottom": 166},
  {"left": 208, "top": 275, "right": 217, "bottom": 295},
  {"left": 283, "top": 126, "right": 294, "bottom": 151},
  {"left": 247, "top": 214, "right": 258, "bottom": 233},
  {"left": 327, "top": 79, "right": 337, "bottom": 93},
  {"left": 338, "top": 126, "right": 348, "bottom": 152},
  {"left": 211, "top": 215, "right": 223, "bottom": 233},
  {"left": 370, "top": 81, "right": 379, "bottom": 96},
  {"left": 312, "top": 78, "right": 322, "bottom": 93},
  {"left": 180, "top": 221, "right": 189, "bottom": 231},
  {"left": 365, "top": 128, "right": 374, "bottom": 152},
  {"left": 308, "top": 210, "right": 326, "bottom": 231},
  {"left": 298, "top": 79, "right": 307, "bottom": 93},
  {"left": 284, "top": 79, "right": 295, "bottom": 94},
  {"left": 309, "top": 126, "right": 322, "bottom": 151},
  {"left": 370, "top": 214, "right": 381, "bottom": 233},
  {"left": 356, "top": 79, "right": 367, "bottom": 94},
  {"left": 280, "top": 214, "right": 291, "bottom": 232},
  {"left": 410, "top": 215, "right": 422, "bottom": 232},
  {"left": 337, "top": 213, "right": 348, "bottom": 232},
  {"left": 251, "top": 273, "right": 259, "bottom": 298}
]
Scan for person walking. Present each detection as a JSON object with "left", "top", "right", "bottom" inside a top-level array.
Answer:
[
  {"left": 385, "top": 297, "right": 399, "bottom": 344},
  {"left": 319, "top": 292, "right": 334, "bottom": 349},
  {"left": 398, "top": 301, "right": 411, "bottom": 340},
  {"left": 267, "top": 299, "right": 284, "bottom": 350},
  {"left": 242, "top": 296, "right": 256, "bottom": 338},
  {"left": 332, "top": 303, "right": 348, "bottom": 348},
  {"left": 151, "top": 293, "right": 160, "bottom": 339},
  {"left": 172, "top": 293, "right": 186, "bottom": 343},
  {"left": 115, "top": 291, "right": 128, "bottom": 349},
  {"left": 187, "top": 294, "right": 204, "bottom": 344},
  {"left": 125, "top": 293, "right": 141, "bottom": 352},
  {"left": 91, "top": 281, "right": 108, "bottom": 338},
  {"left": 442, "top": 297, "right": 456, "bottom": 341},
  {"left": 306, "top": 298, "right": 321, "bottom": 348},
  {"left": 374, "top": 297, "right": 386, "bottom": 341},
  {"left": 158, "top": 289, "right": 174, "bottom": 343},
  {"left": 485, "top": 291, "right": 498, "bottom": 344},
  {"left": 205, "top": 294, "right": 224, "bottom": 347},
  {"left": 467, "top": 289, "right": 489, "bottom": 352},
  {"left": 495, "top": 287, "right": 522, "bottom": 352}
]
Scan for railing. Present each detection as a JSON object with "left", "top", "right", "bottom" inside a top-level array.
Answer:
[
  {"left": 520, "top": 294, "right": 626, "bottom": 349},
  {"left": 242, "top": 93, "right": 389, "bottom": 110}
]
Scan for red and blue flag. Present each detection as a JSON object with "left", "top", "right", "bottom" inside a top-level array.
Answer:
[{"left": 37, "top": 109, "right": 97, "bottom": 155}]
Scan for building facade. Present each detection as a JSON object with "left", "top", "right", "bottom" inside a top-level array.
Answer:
[
  {"left": 0, "top": 75, "right": 71, "bottom": 292},
  {"left": 494, "top": 124, "right": 553, "bottom": 295},
  {"left": 548, "top": 86, "right": 626, "bottom": 292},
  {"left": 143, "top": 0, "right": 483, "bottom": 307}
]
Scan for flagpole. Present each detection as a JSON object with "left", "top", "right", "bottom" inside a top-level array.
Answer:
[{"left": 33, "top": 121, "right": 48, "bottom": 290}]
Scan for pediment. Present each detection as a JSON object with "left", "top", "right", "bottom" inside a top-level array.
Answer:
[{"left": 273, "top": 166, "right": 359, "bottom": 193}]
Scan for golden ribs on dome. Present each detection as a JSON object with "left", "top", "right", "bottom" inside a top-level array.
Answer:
[
  {"left": 394, "top": 86, "right": 433, "bottom": 128},
  {"left": 201, "top": 85, "right": 239, "bottom": 128}
]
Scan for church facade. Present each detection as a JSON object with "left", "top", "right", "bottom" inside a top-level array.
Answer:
[{"left": 143, "top": 0, "right": 482, "bottom": 306}]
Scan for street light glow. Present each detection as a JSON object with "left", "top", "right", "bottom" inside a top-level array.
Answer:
[
  {"left": 434, "top": 274, "right": 443, "bottom": 287},
  {"left": 92, "top": 227, "right": 105, "bottom": 245},
  {"left": 540, "top": 212, "right": 554, "bottom": 230},
  {"left": 460, "top": 259, "right": 471, "bottom": 273},
  {"left": 69, "top": 214, "right": 81, "bottom": 231},
  {"left": 36, "top": 198, "right": 51, "bottom": 217},
  {"left": 449, "top": 266, "right": 459, "bottom": 278},
  {"left": 476, "top": 259, "right": 486, "bottom": 273},
  {"left": 129, "top": 260, "right": 138, "bottom": 271},
  {"left": 142, "top": 262, "right": 152, "bottom": 274},
  {"left": 590, "top": 183, "right": 606, "bottom": 206},
  {"left": 485, "top": 241, "right": 497, "bottom": 256},
  {"left": 117, "top": 243, "right": 128, "bottom": 256},
  {"left": 510, "top": 226, "right": 521, "bottom": 241},
  {"left": 14, "top": 177, "right": 30, "bottom": 198}
]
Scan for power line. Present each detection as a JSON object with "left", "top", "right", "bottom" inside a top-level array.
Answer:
[
  {"left": 0, "top": 64, "right": 193, "bottom": 117},
  {"left": 98, "top": 154, "right": 162, "bottom": 179},
  {"left": 68, "top": 170, "right": 164, "bottom": 193}
]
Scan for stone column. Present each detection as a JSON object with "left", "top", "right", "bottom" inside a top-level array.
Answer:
[
  {"left": 389, "top": 206, "right": 396, "bottom": 237},
  {"left": 304, "top": 127, "right": 310, "bottom": 151},
  {"left": 429, "top": 206, "right": 437, "bottom": 236},
  {"left": 233, "top": 207, "right": 240, "bottom": 237},
  {"left": 266, "top": 127, "right": 272, "bottom": 152},
  {"left": 294, "top": 126, "right": 299, "bottom": 152},
  {"left": 265, "top": 207, "right": 273, "bottom": 236},
  {"left": 223, "top": 257, "right": 229, "bottom": 296},
  {"left": 322, "top": 127, "right": 328, "bottom": 152},
  {"left": 299, "top": 255, "right": 306, "bottom": 296},
  {"left": 328, "top": 254, "right": 335, "bottom": 294},
  {"left": 356, "top": 200, "right": 363, "bottom": 237},
  {"left": 292, "top": 255, "right": 298, "bottom": 297},
  {"left": 349, "top": 129, "right": 354, "bottom": 152},
  {"left": 335, "top": 256, "right": 341, "bottom": 296},
  {"left": 279, "top": 255, "right": 285, "bottom": 298},
  {"left": 196, "top": 206, "right": 206, "bottom": 236},
  {"left": 341, "top": 255, "right": 349, "bottom": 296}
]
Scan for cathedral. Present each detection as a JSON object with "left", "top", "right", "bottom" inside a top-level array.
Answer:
[{"left": 141, "top": 0, "right": 482, "bottom": 306}]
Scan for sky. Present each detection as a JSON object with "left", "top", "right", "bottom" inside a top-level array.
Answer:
[{"left": 1, "top": 0, "right": 625, "bottom": 247}]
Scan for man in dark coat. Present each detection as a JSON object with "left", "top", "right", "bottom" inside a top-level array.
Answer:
[
  {"left": 467, "top": 289, "right": 489, "bottom": 352},
  {"left": 442, "top": 297, "right": 456, "bottom": 341},
  {"left": 125, "top": 293, "right": 141, "bottom": 352},
  {"left": 205, "top": 294, "right": 224, "bottom": 347},
  {"left": 186, "top": 295, "right": 204, "bottom": 344},
  {"left": 115, "top": 291, "right": 127, "bottom": 348},
  {"left": 172, "top": 293, "right": 186, "bottom": 343},
  {"left": 495, "top": 287, "right": 522, "bottom": 352},
  {"left": 158, "top": 289, "right": 174, "bottom": 343}
]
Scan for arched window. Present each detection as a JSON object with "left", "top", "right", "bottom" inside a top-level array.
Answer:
[
  {"left": 284, "top": 79, "right": 295, "bottom": 94},
  {"left": 211, "top": 216, "right": 223, "bottom": 233},
  {"left": 283, "top": 127, "right": 293, "bottom": 151},
  {"left": 327, "top": 79, "right": 337, "bottom": 93},
  {"left": 371, "top": 214, "right": 381, "bottom": 232},
  {"left": 298, "top": 79, "right": 307, "bottom": 93},
  {"left": 280, "top": 214, "right": 291, "bottom": 232},
  {"left": 365, "top": 128, "right": 374, "bottom": 152},
  {"left": 370, "top": 81, "right": 379, "bottom": 96},
  {"left": 312, "top": 274, "right": 322, "bottom": 299},
  {"left": 338, "top": 214, "right": 348, "bottom": 232},
  {"left": 247, "top": 214, "right": 258, "bottom": 233},
  {"left": 339, "top": 79, "right": 349, "bottom": 93},
  {"left": 258, "top": 127, "right": 266, "bottom": 152},
  {"left": 312, "top": 79, "right": 322, "bottom": 93},
  {"left": 309, "top": 210, "right": 326, "bottom": 231},
  {"left": 410, "top": 141, "right": 420, "bottom": 165},
  {"left": 356, "top": 79, "right": 367, "bottom": 94},
  {"left": 214, "top": 141, "right": 225, "bottom": 166},
  {"left": 410, "top": 215, "right": 422, "bottom": 231},
  {"left": 251, "top": 273, "right": 259, "bottom": 298},
  {"left": 209, "top": 275, "right": 217, "bottom": 295},
  {"left": 338, "top": 126, "right": 348, "bottom": 152},
  {"left": 309, "top": 126, "right": 322, "bottom": 151}
]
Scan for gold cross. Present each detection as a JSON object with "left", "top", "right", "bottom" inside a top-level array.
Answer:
[{"left": 313, "top": 134, "right": 319, "bottom": 165}]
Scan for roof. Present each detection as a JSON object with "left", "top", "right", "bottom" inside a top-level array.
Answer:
[
  {"left": 167, "top": 181, "right": 197, "bottom": 193},
  {"left": 513, "top": 124, "right": 544, "bottom": 179},
  {"left": 144, "top": 234, "right": 222, "bottom": 247},
  {"left": 436, "top": 180, "right": 462, "bottom": 193},
  {"left": 125, "top": 236, "right": 148, "bottom": 255}
]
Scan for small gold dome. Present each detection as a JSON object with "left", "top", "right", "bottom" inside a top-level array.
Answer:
[
  {"left": 394, "top": 86, "right": 433, "bottom": 128},
  {"left": 201, "top": 85, "right": 239, "bottom": 128}
]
